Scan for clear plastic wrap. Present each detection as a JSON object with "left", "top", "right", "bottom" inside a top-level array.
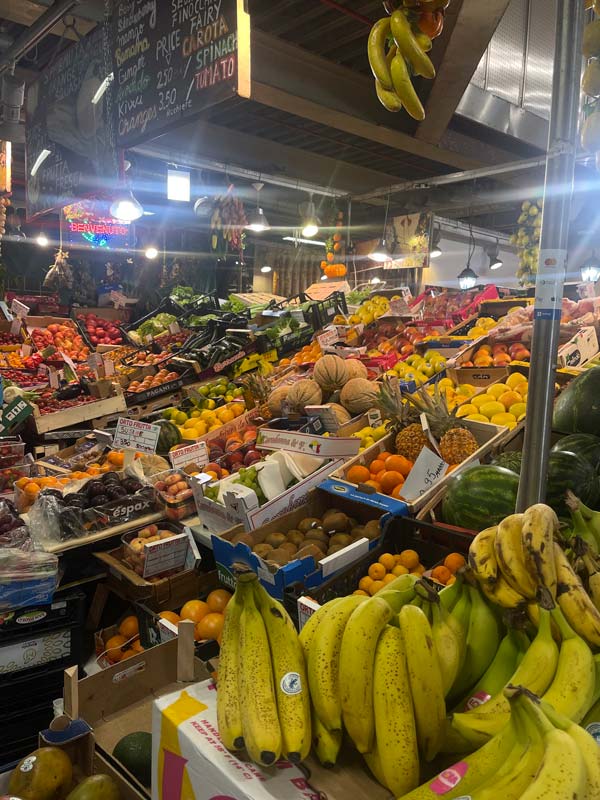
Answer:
[
  {"left": 0, "top": 548, "right": 59, "bottom": 611},
  {"left": 0, "top": 498, "right": 32, "bottom": 551},
  {"left": 28, "top": 492, "right": 81, "bottom": 545}
]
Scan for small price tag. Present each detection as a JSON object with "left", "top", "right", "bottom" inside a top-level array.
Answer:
[
  {"left": 103, "top": 357, "right": 115, "bottom": 376},
  {"left": 10, "top": 318, "right": 21, "bottom": 335},
  {"left": 367, "top": 408, "right": 382, "bottom": 427},
  {"left": 168, "top": 321, "right": 181, "bottom": 334},
  {"left": 390, "top": 298, "right": 412, "bottom": 316},
  {"left": 113, "top": 417, "right": 161, "bottom": 455},
  {"left": 317, "top": 327, "right": 339, "bottom": 349},
  {"left": 10, "top": 298, "right": 30, "bottom": 318},
  {"left": 169, "top": 440, "right": 209, "bottom": 470},
  {"left": 400, "top": 447, "right": 449, "bottom": 502},
  {"left": 46, "top": 366, "right": 59, "bottom": 389},
  {"left": 87, "top": 353, "right": 103, "bottom": 377},
  {"left": 145, "top": 335, "right": 153, "bottom": 345},
  {"left": 0, "top": 397, "right": 33, "bottom": 432},
  {"left": 20, "top": 344, "right": 32, "bottom": 358}
]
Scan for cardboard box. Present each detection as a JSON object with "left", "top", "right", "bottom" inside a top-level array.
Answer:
[
  {"left": 557, "top": 326, "right": 599, "bottom": 368},
  {"left": 31, "top": 391, "right": 127, "bottom": 434},
  {"left": 209, "top": 488, "right": 386, "bottom": 600}
]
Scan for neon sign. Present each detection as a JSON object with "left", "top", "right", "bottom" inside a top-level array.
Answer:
[{"left": 63, "top": 201, "right": 131, "bottom": 249}]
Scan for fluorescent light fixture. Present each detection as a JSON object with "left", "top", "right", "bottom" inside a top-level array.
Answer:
[
  {"left": 145, "top": 246, "right": 158, "bottom": 259},
  {"left": 92, "top": 73, "right": 113, "bottom": 105},
  {"left": 430, "top": 226, "right": 442, "bottom": 259},
  {"left": 369, "top": 238, "right": 392, "bottom": 263},
  {"left": 167, "top": 169, "right": 191, "bottom": 202},
  {"left": 260, "top": 265, "right": 272, "bottom": 273},
  {"left": 301, "top": 193, "right": 319, "bottom": 238},
  {"left": 30, "top": 148, "right": 51, "bottom": 177},
  {"left": 245, "top": 182, "right": 270, "bottom": 233},
  {"left": 282, "top": 236, "right": 326, "bottom": 247},
  {"left": 458, "top": 266, "right": 478, "bottom": 290},
  {"left": 110, "top": 190, "right": 144, "bottom": 222},
  {"left": 36, "top": 234, "right": 48, "bottom": 247}
]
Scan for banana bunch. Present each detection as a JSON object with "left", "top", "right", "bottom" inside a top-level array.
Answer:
[
  {"left": 509, "top": 199, "right": 543, "bottom": 285},
  {"left": 398, "top": 688, "right": 600, "bottom": 800},
  {"left": 469, "top": 501, "right": 600, "bottom": 649},
  {"left": 217, "top": 572, "right": 311, "bottom": 766},
  {"left": 367, "top": 9, "right": 435, "bottom": 120}
]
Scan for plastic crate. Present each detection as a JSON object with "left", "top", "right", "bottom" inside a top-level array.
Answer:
[{"left": 283, "top": 515, "right": 473, "bottom": 622}]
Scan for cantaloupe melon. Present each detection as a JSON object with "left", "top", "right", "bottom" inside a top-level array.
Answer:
[
  {"left": 287, "top": 379, "right": 322, "bottom": 412},
  {"left": 345, "top": 359, "right": 368, "bottom": 381},
  {"left": 313, "top": 354, "right": 349, "bottom": 392},
  {"left": 267, "top": 386, "right": 289, "bottom": 416},
  {"left": 340, "top": 378, "right": 379, "bottom": 415},
  {"left": 326, "top": 403, "right": 352, "bottom": 425}
]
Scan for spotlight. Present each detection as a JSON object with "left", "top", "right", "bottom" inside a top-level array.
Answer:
[
  {"left": 110, "top": 190, "right": 144, "bottom": 222},
  {"left": 245, "top": 182, "right": 270, "bottom": 232},
  {"left": 301, "top": 193, "right": 319, "bottom": 238},
  {"left": 260, "top": 265, "right": 272, "bottom": 273},
  {"left": 430, "top": 226, "right": 442, "bottom": 259},
  {"left": 458, "top": 266, "right": 478, "bottom": 290},
  {"left": 487, "top": 240, "right": 503, "bottom": 270},
  {"left": 145, "top": 247, "right": 158, "bottom": 259},
  {"left": 167, "top": 169, "right": 191, "bottom": 202},
  {"left": 369, "top": 238, "right": 392, "bottom": 263},
  {"left": 36, "top": 234, "right": 48, "bottom": 247}
]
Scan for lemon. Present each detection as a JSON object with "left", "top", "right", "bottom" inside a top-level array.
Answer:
[
  {"left": 517, "top": 413, "right": 526, "bottom": 422},
  {"left": 182, "top": 431, "right": 198, "bottom": 440},
  {"left": 456, "top": 384, "right": 476, "bottom": 396},
  {"left": 471, "top": 393, "right": 496, "bottom": 409},
  {"left": 506, "top": 372, "right": 528, "bottom": 390},
  {"left": 438, "top": 377, "right": 453, "bottom": 390},
  {"left": 456, "top": 404, "right": 478, "bottom": 418},
  {"left": 373, "top": 425, "right": 387, "bottom": 441},
  {"left": 360, "top": 312, "right": 374, "bottom": 325},
  {"left": 190, "top": 409, "right": 201, "bottom": 418},
  {"left": 509, "top": 402, "right": 526, "bottom": 419},
  {"left": 206, "top": 399, "right": 216, "bottom": 410},
  {"left": 208, "top": 423, "right": 222, "bottom": 431},
  {"left": 466, "top": 413, "right": 489, "bottom": 423},
  {"left": 363, "top": 436, "right": 375, "bottom": 448},
  {"left": 469, "top": 326, "right": 487, "bottom": 338},
  {"left": 480, "top": 401, "right": 507, "bottom": 419},
  {"left": 491, "top": 412, "right": 517, "bottom": 430},
  {"left": 487, "top": 384, "right": 509, "bottom": 399},
  {"left": 194, "top": 421, "right": 208, "bottom": 436},
  {"left": 174, "top": 411, "right": 188, "bottom": 425}
]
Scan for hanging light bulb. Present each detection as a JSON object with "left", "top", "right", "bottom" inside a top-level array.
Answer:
[
  {"left": 301, "top": 193, "right": 319, "bottom": 238},
  {"left": 260, "top": 265, "right": 272, "bottom": 273},
  {"left": 36, "top": 233, "right": 48, "bottom": 247},
  {"left": 457, "top": 225, "right": 479, "bottom": 289},
  {"left": 145, "top": 246, "right": 159, "bottom": 259},
  {"left": 110, "top": 188, "right": 144, "bottom": 221},
  {"left": 430, "top": 225, "right": 442, "bottom": 259},
  {"left": 581, "top": 251, "right": 600, "bottom": 283},
  {"left": 245, "top": 182, "right": 270, "bottom": 232},
  {"left": 370, "top": 191, "right": 392, "bottom": 263},
  {"left": 486, "top": 240, "right": 503, "bottom": 270}
]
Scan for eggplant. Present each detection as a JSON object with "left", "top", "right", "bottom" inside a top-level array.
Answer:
[{"left": 55, "top": 384, "right": 83, "bottom": 400}]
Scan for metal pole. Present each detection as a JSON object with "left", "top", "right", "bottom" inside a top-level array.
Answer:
[{"left": 516, "top": 0, "right": 585, "bottom": 511}]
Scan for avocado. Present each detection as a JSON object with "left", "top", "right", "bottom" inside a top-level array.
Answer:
[
  {"left": 113, "top": 731, "right": 152, "bottom": 787},
  {"left": 66, "top": 774, "right": 120, "bottom": 800}
]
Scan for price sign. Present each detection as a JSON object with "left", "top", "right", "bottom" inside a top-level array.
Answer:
[
  {"left": 11, "top": 298, "right": 29, "bottom": 319},
  {"left": 0, "top": 397, "right": 34, "bottom": 432},
  {"left": 20, "top": 344, "right": 32, "bottom": 358},
  {"left": 103, "top": 357, "right": 115, "bottom": 377},
  {"left": 169, "top": 441, "right": 209, "bottom": 471},
  {"left": 10, "top": 318, "right": 22, "bottom": 335},
  {"left": 87, "top": 353, "right": 103, "bottom": 378},
  {"left": 317, "top": 327, "right": 339, "bottom": 349},
  {"left": 113, "top": 418, "right": 161, "bottom": 455},
  {"left": 168, "top": 321, "right": 181, "bottom": 335},
  {"left": 256, "top": 428, "right": 360, "bottom": 458},
  {"left": 389, "top": 298, "right": 412, "bottom": 316},
  {"left": 400, "top": 447, "right": 448, "bottom": 502}
]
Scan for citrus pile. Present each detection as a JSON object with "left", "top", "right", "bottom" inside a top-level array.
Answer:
[
  {"left": 104, "top": 615, "right": 145, "bottom": 664},
  {"left": 456, "top": 372, "right": 528, "bottom": 430},
  {"left": 158, "top": 588, "right": 232, "bottom": 643},
  {"left": 354, "top": 550, "right": 426, "bottom": 596},
  {"left": 346, "top": 453, "right": 414, "bottom": 498},
  {"left": 163, "top": 401, "right": 246, "bottom": 441}
]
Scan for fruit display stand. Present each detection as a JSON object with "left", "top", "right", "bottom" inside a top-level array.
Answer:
[
  {"left": 43, "top": 511, "right": 165, "bottom": 554},
  {"left": 30, "top": 389, "right": 127, "bottom": 434}
]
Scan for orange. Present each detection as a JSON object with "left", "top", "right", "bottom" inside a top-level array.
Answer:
[
  {"left": 120, "top": 649, "right": 137, "bottom": 660},
  {"left": 131, "top": 639, "right": 144, "bottom": 653},
  {"left": 195, "top": 612, "right": 225, "bottom": 641},
  {"left": 380, "top": 471, "right": 404, "bottom": 495},
  {"left": 105, "top": 634, "right": 127, "bottom": 663},
  {"left": 384, "top": 455, "right": 411, "bottom": 477},
  {"left": 15, "top": 477, "right": 29, "bottom": 489},
  {"left": 378, "top": 451, "right": 393, "bottom": 462},
  {"left": 24, "top": 483, "right": 41, "bottom": 498},
  {"left": 444, "top": 553, "right": 466, "bottom": 573},
  {"left": 392, "top": 564, "right": 409, "bottom": 576},
  {"left": 398, "top": 549, "right": 420, "bottom": 569},
  {"left": 107, "top": 451, "right": 125, "bottom": 467},
  {"left": 410, "top": 565, "right": 426, "bottom": 576},
  {"left": 118, "top": 615, "right": 139, "bottom": 640},
  {"left": 159, "top": 610, "right": 181, "bottom": 625},
  {"left": 431, "top": 565, "right": 452, "bottom": 585},
  {"left": 378, "top": 553, "right": 396, "bottom": 572},
  {"left": 382, "top": 573, "right": 396, "bottom": 585},
  {"left": 358, "top": 576, "right": 374, "bottom": 593},
  {"left": 446, "top": 575, "right": 457, "bottom": 586},
  {"left": 347, "top": 464, "right": 371, "bottom": 484},
  {"left": 391, "top": 484, "right": 405, "bottom": 500},
  {"left": 368, "top": 580, "right": 385, "bottom": 595},
  {"left": 180, "top": 599, "right": 210, "bottom": 623},
  {"left": 368, "top": 562, "right": 386, "bottom": 581},
  {"left": 353, "top": 589, "right": 369, "bottom": 596},
  {"left": 206, "top": 589, "right": 232, "bottom": 613},
  {"left": 369, "top": 459, "right": 385, "bottom": 475},
  {"left": 364, "top": 480, "right": 381, "bottom": 491}
]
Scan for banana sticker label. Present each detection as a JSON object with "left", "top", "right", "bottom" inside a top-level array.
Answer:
[
  {"left": 429, "top": 762, "right": 468, "bottom": 794},
  {"left": 586, "top": 722, "right": 600, "bottom": 744},
  {"left": 280, "top": 671, "right": 302, "bottom": 695}
]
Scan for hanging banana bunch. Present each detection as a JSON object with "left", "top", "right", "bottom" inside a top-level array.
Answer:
[
  {"left": 581, "top": 0, "right": 600, "bottom": 164},
  {"left": 368, "top": 2, "right": 448, "bottom": 120}
]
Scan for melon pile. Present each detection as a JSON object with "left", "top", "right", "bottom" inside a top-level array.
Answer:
[{"left": 267, "top": 354, "right": 379, "bottom": 420}]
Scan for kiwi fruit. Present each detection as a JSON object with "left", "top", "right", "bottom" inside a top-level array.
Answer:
[
  {"left": 351, "top": 525, "right": 365, "bottom": 540},
  {"left": 286, "top": 530, "right": 305, "bottom": 547},
  {"left": 232, "top": 532, "right": 255, "bottom": 548},
  {"left": 330, "top": 533, "right": 352, "bottom": 548},
  {"left": 363, "top": 519, "right": 382, "bottom": 540},
  {"left": 321, "top": 508, "right": 342, "bottom": 525},
  {"left": 279, "top": 541, "right": 298, "bottom": 556},
  {"left": 265, "top": 532, "right": 287, "bottom": 549},
  {"left": 268, "top": 548, "right": 290, "bottom": 566},
  {"left": 327, "top": 544, "right": 347, "bottom": 555},
  {"left": 305, "top": 528, "right": 329, "bottom": 546},
  {"left": 297, "top": 543, "right": 325, "bottom": 560},
  {"left": 298, "top": 517, "right": 322, "bottom": 533},
  {"left": 347, "top": 517, "right": 359, "bottom": 530},
  {"left": 253, "top": 543, "right": 273, "bottom": 559},
  {"left": 322, "top": 512, "right": 349, "bottom": 534}
]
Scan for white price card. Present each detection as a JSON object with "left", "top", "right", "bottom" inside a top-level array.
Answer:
[
  {"left": 389, "top": 298, "right": 412, "bottom": 316},
  {"left": 10, "top": 298, "right": 29, "bottom": 318},
  {"left": 103, "top": 357, "right": 115, "bottom": 376},
  {"left": 168, "top": 321, "right": 181, "bottom": 334},
  {"left": 400, "top": 447, "right": 449, "bottom": 502},
  {"left": 367, "top": 408, "right": 382, "bottom": 427},
  {"left": 20, "top": 344, "right": 31, "bottom": 358},
  {"left": 113, "top": 417, "right": 161, "bottom": 455},
  {"left": 169, "top": 440, "right": 209, "bottom": 470},
  {"left": 317, "top": 327, "right": 339, "bottom": 349},
  {"left": 10, "top": 318, "right": 21, "bottom": 335}
]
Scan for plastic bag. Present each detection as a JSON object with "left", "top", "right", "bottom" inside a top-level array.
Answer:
[
  {"left": 0, "top": 548, "right": 59, "bottom": 611},
  {"left": 0, "top": 498, "right": 33, "bottom": 551},
  {"left": 28, "top": 491, "right": 84, "bottom": 545}
]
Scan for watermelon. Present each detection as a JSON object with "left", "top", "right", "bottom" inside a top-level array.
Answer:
[
  {"left": 545, "top": 450, "right": 598, "bottom": 515},
  {"left": 553, "top": 367, "right": 600, "bottom": 434},
  {"left": 442, "top": 465, "right": 519, "bottom": 531},
  {"left": 491, "top": 451, "right": 523, "bottom": 474},
  {"left": 551, "top": 433, "right": 600, "bottom": 475},
  {"left": 156, "top": 420, "right": 182, "bottom": 455}
]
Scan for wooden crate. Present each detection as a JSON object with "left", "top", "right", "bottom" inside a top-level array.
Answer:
[{"left": 31, "top": 391, "right": 127, "bottom": 434}]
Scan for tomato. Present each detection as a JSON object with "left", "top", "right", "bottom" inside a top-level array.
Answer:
[{"left": 417, "top": 10, "right": 444, "bottom": 38}]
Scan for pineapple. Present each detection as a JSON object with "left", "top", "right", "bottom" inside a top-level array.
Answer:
[
  {"left": 377, "top": 377, "right": 430, "bottom": 462},
  {"left": 405, "top": 383, "right": 479, "bottom": 465},
  {"left": 243, "top": 372, "right": 272, "bottom": 420}
]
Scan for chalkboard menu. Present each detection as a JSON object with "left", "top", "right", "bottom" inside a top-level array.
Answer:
[
  {"left": 25, "top": 28, "right": 117, "bottom": 219},
  {"left": 112, "top": 0, "right": 250, "bottom": 148}
]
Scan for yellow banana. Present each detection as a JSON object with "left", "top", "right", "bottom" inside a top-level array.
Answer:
[
  {"left": 339, "top": 597, "right": 392, "bottom": 753},
  {"left": 375, "top": 79, "right": 403, "bottom": 112},
  {"left": 298, "top": 598, "right": 341, "bottom": 660},
  {"left": 391, "top": 9, "right": 436, "bottom": 79},
  {"left": 581, "top": 548, "right": 600, "bottom": 611},
  {"left": 478, "top": 572, "right": 527, "bottom": 609},
  {"left": 363, "top": 739, "right": 388, "bottom": 789},
  {"left": 390, "top": 53, "right": 425, "bottom": 121},
  {"left": 307, "top": 594, "right": 367, "bottom": 731},
  {"left": 495, "top": 513, "right": 538, "bottom": 598},
  {"left": 399, "top": 604, "right": 446, "bottom": 761},
  {"left": 430, "top": 599, "right": 461, "bottom": 697},
  {"left": 373, "top": 626, "right": 420, "bottom": 796},
  {"left": 521, "top": 503, "right": 558, "bottom": 599},
  {"left": 468, "top": 525, "right": 499, "bottom": 585},
  {"left": 311, "top": 703, "right": 342, "bottom": 768},
  {"left": 554, "top": 542, "right": 600, "bottom": 647},
  {"left": 216, "top": 581, "right": 245, "bottom": 751},
  {"left": 253, "top": 583, "right": 311, "bottom": 762},
  {"left": 238, "top": 586, "right": 282, "bottom": 766},
  {"left": 367, "top": 18, "right": 393, "bottom": 89}
]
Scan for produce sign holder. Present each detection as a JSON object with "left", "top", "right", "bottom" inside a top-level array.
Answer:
[
  {"left": 478, "top": 297, "right": 534, "bottom": 318},
  {"left": 121, "top": 528, "right": 190, "bottom": 579},
  {"left": 323, "top": 418, "right": 506, "bottom": 515},
  {"left": 30, "top": 391, "right": 127, "bottom": 434},
  {"left": 445, "top": 365, "right": 509, "bottom": 387}
]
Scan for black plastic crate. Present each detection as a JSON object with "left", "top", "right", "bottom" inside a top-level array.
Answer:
[
  {"left": 0, "top": 590, "right": 85, "bottom": 640},
  {"left": 306, "top": 291, "right": 348, "bottom": 330},
  {"left": 283, "top": 515, "right": 473, "bottom": 622}
]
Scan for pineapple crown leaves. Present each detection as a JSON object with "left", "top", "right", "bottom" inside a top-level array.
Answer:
[
  {"left": 377, "top": 376, "right": 419, "bottom": 430},
  {"left": 242, "top": 371, "right": 270, "bottom": 402},
  {"left": 404, "top": 381, "right": 468, "bottom": 439}
]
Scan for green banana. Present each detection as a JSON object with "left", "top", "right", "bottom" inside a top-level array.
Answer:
[
  {"left": 367, "top": 18, "right": 393, "bottom": 89},
  {"left": 390, "top": 9, "right": 435, "bottom": 78},
  {"left": 430, "top": 598, "right": 462, "bottom": 697},
  {"left": 439, "top": 572, "right": 463, "bottom": 612}
]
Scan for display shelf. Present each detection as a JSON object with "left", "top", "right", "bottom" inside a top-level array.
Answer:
[{"left": 44, "top": 511, "right": 165, "bottom": 554}]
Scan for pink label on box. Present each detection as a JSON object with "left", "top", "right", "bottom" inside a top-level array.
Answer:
[{"left": 429, "top": 762, "right": 468, "bottom": 794}]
